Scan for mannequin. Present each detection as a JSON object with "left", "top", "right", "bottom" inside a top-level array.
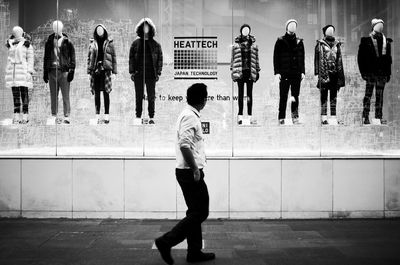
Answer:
[
  {"left": 129, "top": 18, "right": 163, "bottom": 125},
  {"left": 273, "top": 19, "right": 305, "bottom": 125},
  {"left": 231, "top": 24, "right": 260, "bottom": 125},
  {"left": 87, "top": 24, "right": 118, "bottom": 124},
  {"left": 314, "top": 25, "right": 345, "bottom": 125},
  {"left": 43, "top": 20, "right": 76, "bottom": 124},
  {"left": 5, "top": 26, "right": 34, "bottom": 124},
  {"left": 358, "top": 18, "right": 393, "bottom": 125}
]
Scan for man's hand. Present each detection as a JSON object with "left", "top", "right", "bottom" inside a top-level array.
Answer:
[
  {"left": 301, "top": 73, "right": 305, "bottom": 80},
  {"left": 275, "top": 74, "right": 281, "bottom": 81},
  {"left": 193, "top": 168, "right": 201, "bottom": 182}
]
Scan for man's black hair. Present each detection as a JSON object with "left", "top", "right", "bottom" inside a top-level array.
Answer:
[{"left": 187, "top": 83, "right": 208, "bottom": 106}]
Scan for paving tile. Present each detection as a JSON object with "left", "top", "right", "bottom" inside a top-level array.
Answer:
[{"left": 0, "top": 219, "right": 400, "bottom": 265}]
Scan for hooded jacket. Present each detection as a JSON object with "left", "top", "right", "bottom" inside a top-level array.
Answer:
[
  {"left": 357, "top": 33, "right": 392, "bottom": 79},
  {"left": 5, "top": 33, "right": 34, "bottom": 89},
  {"left": 231, "top": 34, "right": 260, "bottom": 82},
  {"left": 314, "top": 38, "right": 345, "bottom": 89},
  {"left": 43, "top": 33, "right": 76, "bottom": 75},
  {"left": 273, "top": 33, "right": 305, "bottom": 77},
  {"left": 87, "top": 24, "right": 117, "bottom": 75},
  {"left": 129, "top": 18, "right": 163, "bottom": 80}
]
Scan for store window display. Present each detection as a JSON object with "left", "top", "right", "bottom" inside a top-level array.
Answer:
[
  {"left": 0, "top": 0, "right": 399, "bottom": 157},
  {"left": 87, "top": 24, "right": 117, "bottom": 124},
  {"left": 273, "top": 19, "right": 305, "bottom": 125},
  {"left": 358, "top": 18, "right": 393, "bottom": 125},
  {"left": 129, "top": 18, "right": 163, "bottom": 125},
  {"left": 43, "top": 20, "right": 76, "bottom": 125},
  {"left": 5, "top": 26, "right": 34, "bottom": 125},
  {"left": 314, "top": 25, "right": 345, "bottom": 125},
  {"left": 231, "top": 24, "right": 260, "bottom": 125}
]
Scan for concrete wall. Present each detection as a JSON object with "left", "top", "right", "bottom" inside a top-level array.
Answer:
[{"left": 0, "top": 158, "right": 399, "bottom": 219}]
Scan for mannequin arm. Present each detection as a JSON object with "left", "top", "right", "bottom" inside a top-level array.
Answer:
[
  {"left": 27, "top": 45, "right": 34, "bottom": 74},
  {"left": 314, "top": 43, "right": 319, "bottom": 76},
  {"left": 111, "top": 43, "right": 118, "bottom": 75}
]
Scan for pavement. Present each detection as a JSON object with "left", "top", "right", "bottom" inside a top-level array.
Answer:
[{"left": 0, "top": 218, "right": 400, "bottom": 265}]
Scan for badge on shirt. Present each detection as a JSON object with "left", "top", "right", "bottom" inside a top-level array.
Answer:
[{"left": 201, "top": 122, "right": 210, "bottom": 134}]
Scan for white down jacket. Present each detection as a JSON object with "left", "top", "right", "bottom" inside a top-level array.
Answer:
[{"left": 5, "top": 36, "right": 34, "bottom": 89}]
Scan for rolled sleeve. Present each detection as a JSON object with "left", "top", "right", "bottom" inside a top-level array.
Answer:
[{"left": 178, "top": 115, "right": 197, "bottom": 149}]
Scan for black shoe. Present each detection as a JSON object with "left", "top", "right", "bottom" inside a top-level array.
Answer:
[
  {"left": 279, "top": 119, "right": 285, "bottom": 125},
  {"left": 149, "top": 119, "right": 155, "bottom": 125},
  {"left": 322, "top": 120, "right": 328, "bottom": 125},
  {"left": 380, "top": 119, "right": 387, "bottom": 125},
  {"left": 155, "top": 238, "right": 174, "bottom": 265},
  {"left": 63, "top": 119, "right": 70, "bottom": 124},
  {"left": 104, "top": 119, "right": 110, "bottom": 124},
  {"left": 187, "top": 251, "right": 216, "bottom": 263},
  {"left": 363, "top": 117, "right": 370, "bottom": 125}
]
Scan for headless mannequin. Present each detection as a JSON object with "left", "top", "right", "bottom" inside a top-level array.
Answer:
[
  {"left": 319, "top": 26, "right": 339, "bottom": 124},
  {"left": 9, "top": 26, "right": 31, "bottom": 123},
  {"left": 48, "top": 20, "right": 73, "bottom": 123},
  {"left": 237, "top": 25, "right": 255, "bottom": 124},
  {"left": 361, "top": 20, "right": 388, "bottom": 124},
  {"left": 93, "top": 25, "right": 111, "bottom": 123}
]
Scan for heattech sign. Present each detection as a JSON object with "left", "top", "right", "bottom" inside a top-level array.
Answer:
[{"left": 173, "top": 37, "right": 218, "bottom": 80}]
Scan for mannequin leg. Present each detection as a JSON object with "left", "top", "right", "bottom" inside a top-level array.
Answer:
[
  {"left": 12, "top": 87, "right": 21, "bottom": 114},
  {"left": 94, "top": 89, "right": 101, "bottom": 114},
  {"left": 320, "top": 87, "right": 328, "bottom": 116},
  {"left": 237, "top": 80, "right": 244, "bottom": 116},
  {"left": 278, "top": 78, "right": 290, "bottom": 120},
  {"left": 59, "top": 72, "right": 71, "bottom": 118},
  {"left": 363, "top": 80, "right": 374, "bottom": 119},
  {"left": 134, "top": 76, "right": 144, "bottom": 118},
  {"left": 146, "top": 79, "right": 156, "bottom": 119},
  {"left": 49, "top": 70, "right": 58, "bottom": 116},
  {"left": 290, "top": 77, "right": 301, "bottom": 119},
  {"left": 94, "top": 75, "right": 101, "bottom": 115},
  {"left": 375, "top": 81, "right": 385, "bottom": 119},
  {"left": 104, "top": 92, "right": 110, "bottom": 115},
  {"left": 330, "top": 86, "right": 338, "bottom": 117},
  {"left": 246, "top": 80, "right": 253, "bottom": 116},
  {"left": 21, "top": 87, "right": 29, "bottom": 114}
]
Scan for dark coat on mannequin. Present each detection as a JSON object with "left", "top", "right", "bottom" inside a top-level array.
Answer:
[
  {"left": 358, "top": 34, "right": 392, "bottom": 81},
  {"left": 129, "top": 18, "right": 163, "bottom": 81},
  {"left": 273, "top": 33, "right": 305, "bottom": 77}
]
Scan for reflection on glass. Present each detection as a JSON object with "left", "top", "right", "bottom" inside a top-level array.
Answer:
[{"left": 0, "top": 0, "right": 399, "bottom": 157}]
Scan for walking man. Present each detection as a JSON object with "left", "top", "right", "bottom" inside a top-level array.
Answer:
[{"left": 155, "top": 83, "right": 215, "bottom": 264}]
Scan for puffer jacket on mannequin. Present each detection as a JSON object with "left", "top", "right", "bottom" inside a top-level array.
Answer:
[{"left": 5, "top": 33, "right": 34, "bottom": 89}]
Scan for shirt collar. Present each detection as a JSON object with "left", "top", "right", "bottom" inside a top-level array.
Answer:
[{"left": 187, "top": 105, "right": 201, "bottom": 118}]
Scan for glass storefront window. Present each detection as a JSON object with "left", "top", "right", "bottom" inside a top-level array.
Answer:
[{"left": 0, "top": 0, "right": 399, "bottom": 157}]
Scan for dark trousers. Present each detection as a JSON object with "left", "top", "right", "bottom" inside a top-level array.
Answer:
[
  {"left": 12, "top": 86, "right": 29, "bottom": 114},
  {"left": 320, "top": 84, "right": 338, "bottom": 116},
  {"left": 363, "top": 76, "right": 386, "bottom": 119},
  {"left": 94, "top": 72, "right": 110, "bottom": 115},
  {"left": 161, "top": 169, "right": 209, "bottom": 253},
  {"left": 278, "top": 75, "right": 301, "bottom": 120},
  {"left": 49, "top": 69, "right": 70, "bottom": 117},
  {"left": 237, "top": 69, "right": 254, "bottom": 116},
  {"left": 134, "top": 75, "right": 156, "bottom": 118}
]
